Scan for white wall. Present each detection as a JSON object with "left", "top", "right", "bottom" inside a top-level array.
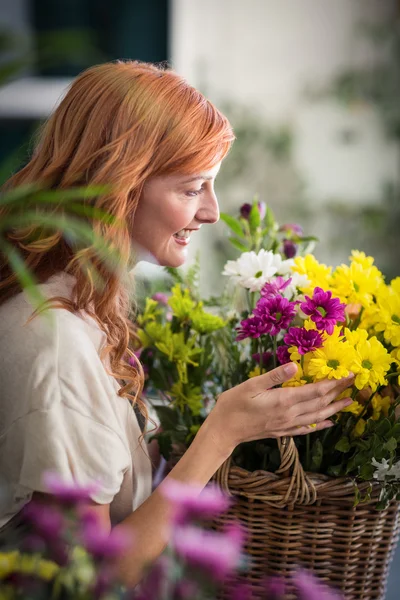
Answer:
[{"left": 171, "top": 0, "right": 399, "bottom": 290}]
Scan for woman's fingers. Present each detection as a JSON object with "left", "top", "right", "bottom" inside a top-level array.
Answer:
[
  {"left": 294, "top": 397, "right": 353, "bottom": 428},
  {"left": 294, "top": 385, "right": 353, "bottom": 418},
  {"left": 283, "top": 420, "right": 334, "bottom": 437},
  {"left": 294, "top": 373, "right": 354, "bottom": 403},
  {"left": 251, "top": 362, "right": 298, "bottom": 391}
]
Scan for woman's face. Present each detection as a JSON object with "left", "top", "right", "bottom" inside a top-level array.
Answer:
[{"left": 131, "top": 163, "right": 221, "bottom": 267}]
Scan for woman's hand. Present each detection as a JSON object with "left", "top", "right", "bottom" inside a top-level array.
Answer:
[{"left": 207, "top": 362, "right": 354, "bottom": 456}]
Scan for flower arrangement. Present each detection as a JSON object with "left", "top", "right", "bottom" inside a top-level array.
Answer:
[
  {"left": 0, "top": 475, "right": 341, "bottom": 599},
  {"left": 138, "top": 200, "right": 400, "bottom": 508}
]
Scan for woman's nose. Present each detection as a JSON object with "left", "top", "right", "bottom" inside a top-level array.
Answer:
[{"left": 196, "top": 191, "right": 220, "bottom": 224}]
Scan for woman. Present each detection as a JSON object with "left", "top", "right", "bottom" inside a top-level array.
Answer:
[{"left": 0, "top": 60, "right": 354, "bottom": 586}]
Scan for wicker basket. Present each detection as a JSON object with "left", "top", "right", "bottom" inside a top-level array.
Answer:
[{"left": 213, "top": 437, "right": 400, "bottom": 600}]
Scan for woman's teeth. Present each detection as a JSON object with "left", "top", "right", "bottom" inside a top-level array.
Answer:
[{"left": 174, "top": 229, "right": 191, "bottom": 239}]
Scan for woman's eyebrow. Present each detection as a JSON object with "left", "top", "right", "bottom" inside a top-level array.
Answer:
[{"left": 181, "top": 174, "right": 213, "bottom": 184}]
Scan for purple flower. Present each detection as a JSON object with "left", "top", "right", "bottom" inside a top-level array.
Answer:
[
  {"left": 236, "top": 315, "right": 268, "bottom": 341},
  {"left": 81, "top": 521, "right": 131, "bottom": 560},
  {"left": 161, "top": 480, "right": 230, "bottom": 524},
  {"left": 253, "top": 295, "right": 297, "bottom": 336},
  {"left": 43, "top": 472, "right": 100, "bottom": 505},
  {"left": 23, "top": 502, "right": 64, "bottom": 542},
  {"left": 240, "top": 202, "right": 266, "bottom": 220},
  {"left": 300, "top": 288, "right": 346, "bottom": 335},
  {"left": 251, "top": 351, "right": 272, "bottom": 366},
  {"left": 283, "top": 239, "right": 297, "bottom": 259},
  {"left": 172, "top": 523, "right": 244, "bottom": 581},
  {"left": 151, "top": 292, "right": 169, "bottom": 305},
  {"left": 279, "top": 223, "right": 303, "bottom": 237},
  {"left": 294, "top": 570, "right": 343, "bottom": 600},
  {"left": 284, "top": 327, "right": 323, "bottom": 355},
  {"left": 276, "top": 345, "right": 291, "bottom": 365},
  {"left": 261, "top": 276, "right": 292, "bottom": 298}
]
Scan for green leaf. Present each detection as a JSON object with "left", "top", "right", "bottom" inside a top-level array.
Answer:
[
  {"left": 220, "top": 213, "right": 245, "bottom": 238},
  {"left": 327, "top": 463, "right": 344, "bottom": 477},
  {"left": 0, "top": 237, "right": 45, "bottom": 309},
  {"left": 153, "top": 432, "right": 173, "bottom": 460},
  {"left": 390, "top": 423, "right": 400, "bottom": 439},
  {"left": 310, "top": 439, "right": 323, "bottom": 472},
  {"left": 359, "top": 463, "right": 375, "bottom": 480},
  {"left": 154, "top": 405, "right": 180, "bottom": 431},
  {"left": 228, "top": 237, "right": 249, "bottom": 253},
  {"left": 248, "top": 203, "right": 261, "bottom": 232},
  {"left": 376, "top": 418, "right": 391, "bottom": 436},
  {"left": 384, "top": 437, "right": 397, "bottom": 452},
  {"left": 335, "top": 437, "right": 351, "bottom": 452}
]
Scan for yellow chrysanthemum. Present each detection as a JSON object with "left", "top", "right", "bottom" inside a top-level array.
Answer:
[
  {"left": 373, "top": 286, "right": 400, "bottom": 347},
  {"left": 0, "top": 551, "right": 59, "bottom": 581},
  {"left": 249, "top": 365, "right": 261, "bottom": 378},
  {"left": 307, "top": 337, "right": 357, "bottom": 381},
  {"left": 391, "top": 277, "right": 400, "bottom": 296},
  {"left": 371, "top": 393, "right": 391, "bottom": 420},
  {"left": 350, "top": 250, "right": 375, "bottom": 270},
  {"left": 344, "top": 327, "right": 369, "bottom": 347},
  {"left": 350, "top": 335, "right": 391, "bottom": 391},
  {"left": 291, "top": 254, "right": 332, "bottom": 294},
  {"left": 391, "top": 347, "right": 400, "bottom": 385},
  {"left": 331, "top": 260, "right": 383, "bottom": 308},
  {"left": 335, "top": 387, "right": 363, "bottom": 415},
  {"left": 352, "top": 418, "right": 366, "bottom": 438}
]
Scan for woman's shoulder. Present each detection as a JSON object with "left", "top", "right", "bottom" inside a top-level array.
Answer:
[{"left": 0, "top": 272, "right": 105, "bottom": 356}]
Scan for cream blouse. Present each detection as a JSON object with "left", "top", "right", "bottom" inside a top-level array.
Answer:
[{"left": 0, "top": 272, "right": 152, "bottom": 528}]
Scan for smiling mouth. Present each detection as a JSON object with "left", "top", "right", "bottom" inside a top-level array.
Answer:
[{"left": 173, "top": 228, "right": 200, "bottom": 244}]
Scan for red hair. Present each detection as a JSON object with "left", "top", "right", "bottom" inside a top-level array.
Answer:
[{"left": 0, "top": 60, "right": 234, "bottom": 414}]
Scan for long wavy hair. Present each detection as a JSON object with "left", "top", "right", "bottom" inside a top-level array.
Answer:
[{"left": 0, "top": 60, "right": 234, "bottom": 416}]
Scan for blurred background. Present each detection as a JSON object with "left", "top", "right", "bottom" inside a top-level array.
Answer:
[
  {"left": 0, "top": 0, "right": 399, "bottom": 597},
  {"left": 1, "top": 0, "right": 399, "bottom": 295}
]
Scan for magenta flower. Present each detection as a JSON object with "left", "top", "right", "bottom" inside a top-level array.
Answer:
[
  {"left": 261, "top": 276, "right": 292, "bottom": 298},
  {"left": 240, "top": 201, "right": 266, "bottom": 221},
  {"left": 283, "top": 239, "right": 297, "bottom": 259},
  {"left": 279, "top": 223, "right": 303, "bottom": 237},
  {"left": 294, "top": 570, "right": 343, "bottom": 600},
  {"left": 253, "top": 295, "right": 297, "bottom": 336},
  {"left": 151, "top": 292, "right": 169, "bottom": 305},
  {"left": 43, "top": 472, "right": 100, "bottom": 505},
  {"left": 81, "top": 520, "right": 131, "bottom": 560},
  {"left": 300, "top": 288, "right": 346, "bottom": 335},
  {"left": 284, "top": 327, "right": 323, "bottom": 355},
  {"left": 236, "top": 315, "right": 268, "bottom": 341},
  {"left": 172, "top": 523, "right": 244, "bottom": 581},
  {"left": 161, "top": 480, "right": 230, "bottom": 524},
  {"left": 276, "top": 345, "right": 291, "bottom": 365},
  {"left": 23, "top": 502, "right": 64, "bottom": 541},
  {"left": 251, "top": 351, "right": 272, "bottom": 366}
]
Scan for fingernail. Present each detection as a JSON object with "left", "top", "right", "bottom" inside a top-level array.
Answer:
[
  {"left": 344, "top": 372, "right": 354, "bottom": 380},
  {"left": 284, "top": 362, "right": 297, "bottom": 376},
  {"left": 344, "top": 398, "right": 353, "bottom": 406}
]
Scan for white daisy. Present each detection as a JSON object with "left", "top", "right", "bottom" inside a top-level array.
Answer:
[{"left": 222, "top": 250, "right": 283, "bottom": 292}]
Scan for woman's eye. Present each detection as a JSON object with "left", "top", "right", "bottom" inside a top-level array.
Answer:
[{"left": 185, "top": 189, "right": 202, "bottom": 197}]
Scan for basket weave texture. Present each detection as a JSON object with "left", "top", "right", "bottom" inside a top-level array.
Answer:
[{"left": 213, "top": 437, "right": 400, "bottom": 600}]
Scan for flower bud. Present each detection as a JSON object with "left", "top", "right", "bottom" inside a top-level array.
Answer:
[{"left": 283, "top": 239, "right": 297, "bottom": 258}]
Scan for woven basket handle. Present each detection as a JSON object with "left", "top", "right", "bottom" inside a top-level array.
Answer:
[
  {"left": 276, "top": 436, "right": 317, "bottom": 505},
  {"left": 216, "top": 436, "right": 317, "bottom": 506}
]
